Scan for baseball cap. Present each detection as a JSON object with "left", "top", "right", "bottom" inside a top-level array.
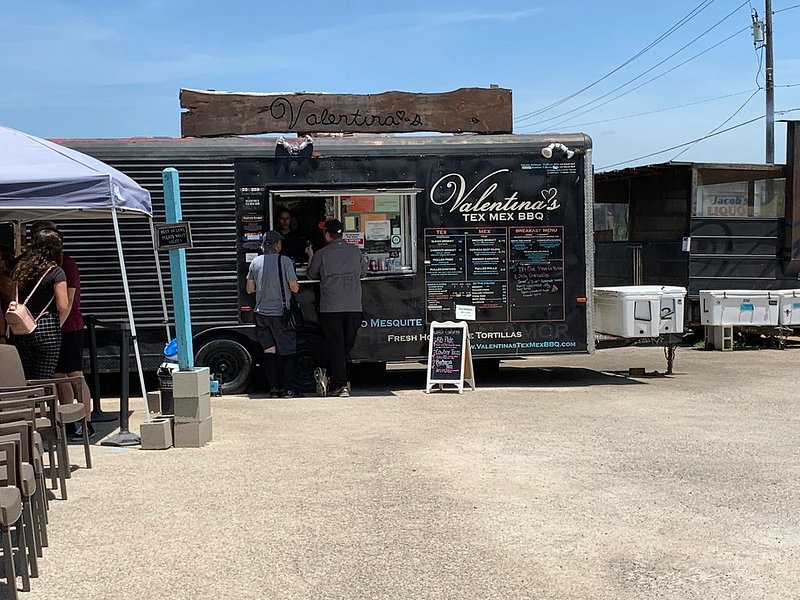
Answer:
[
  {"left": 323, "top": 218, "right": 344, "bottom": 235},
  {"left": 262, "top": 230, "right": 283, "bottom": 247}
]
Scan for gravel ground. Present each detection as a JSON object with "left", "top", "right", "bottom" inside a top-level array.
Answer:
[{"left": 10, "top": 345, "right": 800, "bottom": 600}]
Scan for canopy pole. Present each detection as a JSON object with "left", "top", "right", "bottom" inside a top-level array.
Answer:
[
  {"left": 102, "top": 208, "right": 149, "bottom": 447},
  {"left": 149, "top": 217, "right": 171, "bottom": 342}
]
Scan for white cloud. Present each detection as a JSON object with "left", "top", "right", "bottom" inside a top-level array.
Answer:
[{"left": 434, "top": 8, "right": 543, "bottom": 24}]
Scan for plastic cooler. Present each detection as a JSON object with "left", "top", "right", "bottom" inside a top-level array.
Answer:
[
  {"left": 699, "top": 290, "right": 779, "bottom": 326},
  {"left": 594, "top": 285, "right": 686, "bottom": 338},
  {"left": 776, "top": 289, "right": 800, "bottom": 325}
]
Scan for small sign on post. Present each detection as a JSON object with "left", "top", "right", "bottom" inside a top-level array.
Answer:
[
  {"left": 425, "top": 321, "right": 475, "bottom": 394},
  {"left": 155, "top": 221, "right": 193, "bottom": 251}
]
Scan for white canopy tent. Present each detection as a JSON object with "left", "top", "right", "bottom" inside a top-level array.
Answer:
[{"left": 0, "top": 125, "right": 171, "bottom": 437}]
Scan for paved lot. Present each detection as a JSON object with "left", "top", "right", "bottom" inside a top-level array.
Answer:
[{"left": 13, "top": 345, "right": 800, "bottom": 599}]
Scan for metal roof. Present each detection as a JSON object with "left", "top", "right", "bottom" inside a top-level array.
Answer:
[
  {"left": 597, "top": 160, "right": 785, "bottom": 181},
  {"left": 53, "top": 133, "right": 593, "bottom": 159}
]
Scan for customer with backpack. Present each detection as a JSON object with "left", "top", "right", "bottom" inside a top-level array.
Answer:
[
  {"left": 30, "top": 222, "right": 95, "bottom": 439},
  {"left": 246, "top": 230, "right": 302, "bottom": 397},
  {"left": 9, "top": 229, "right": 69, "bottom": 378}
]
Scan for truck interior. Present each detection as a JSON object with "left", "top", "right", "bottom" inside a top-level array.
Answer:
[{"left": 265, "top": 190, "right": 417, "bottom": 276}]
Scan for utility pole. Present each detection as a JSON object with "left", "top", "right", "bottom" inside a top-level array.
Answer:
[{"left": 765, "top": 0, "right": 775, "bottom": 163}]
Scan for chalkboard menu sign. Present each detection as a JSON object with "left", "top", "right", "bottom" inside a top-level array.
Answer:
[
  {"left": 155, "top": 221, "right": 193, "bottom": 251},
  {"left": 425, "top": 321, "right": 475, "bottom": 393},
  {"left": 509, "top": 226, "right": 565, "bottom": 321}
]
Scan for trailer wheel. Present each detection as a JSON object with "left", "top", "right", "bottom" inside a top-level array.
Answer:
[{"left": 195, "top": 338, "right": 253, "bottom": 394}]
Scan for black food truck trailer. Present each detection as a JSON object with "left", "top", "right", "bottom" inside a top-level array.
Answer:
[{"left": 48, "top": 134, "right": 594, "bottom": 393}]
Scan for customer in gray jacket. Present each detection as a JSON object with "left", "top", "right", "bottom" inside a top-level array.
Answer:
[{"left": 306, "top": 219, "right": 367, "bottom": 397}]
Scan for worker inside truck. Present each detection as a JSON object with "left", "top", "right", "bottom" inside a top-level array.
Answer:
[
  {"left": 267, "top": 190, "right": 417, "bottom": 278},
  {"left": 275, "top": 206, "right": 311, "bottom": 266}
]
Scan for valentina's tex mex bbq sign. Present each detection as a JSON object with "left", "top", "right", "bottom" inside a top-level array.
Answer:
[{"left": 180, "top": 87, "right": 512, "bottom": 137}]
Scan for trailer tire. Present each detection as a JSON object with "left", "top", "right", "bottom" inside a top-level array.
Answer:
[{"left": 195, "top": 338, "right": 253, "bottom": 395}]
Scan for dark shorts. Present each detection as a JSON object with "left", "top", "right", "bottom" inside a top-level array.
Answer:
[
  {"left": 254, "top": 313, "right": 297, "bottom": 355},
  {"left": 56, "top": 329, "right": 84, "bottom": 373}
]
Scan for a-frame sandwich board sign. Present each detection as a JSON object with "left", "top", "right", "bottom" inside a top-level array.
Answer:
[{"left": 425, "top": 321, "right": 476, "bottom": 393}]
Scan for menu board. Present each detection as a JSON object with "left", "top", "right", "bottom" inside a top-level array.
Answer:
[
  {"left": 509, "top": 227, "right": 565, "bottom": 321},
  {"left": 425, "top": 321, "right": 475, "bottom": 393},
  {"left": 426, "top": 234, "right": 465, "bottom": 280},
  {"left": 424, "top": 226, "right": 566, "bottom": 323},
  {"left": 237, "top": 186, "right": 265, "bottom": 252},
  {"left": 424, "top": 228, "right": 507, "bottom": 322},
  {"left": 428, "top": 326, "right": 465, "bottom": 381}
]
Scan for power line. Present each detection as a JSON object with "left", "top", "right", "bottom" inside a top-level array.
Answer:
[
  {"left": 774, "top": 3, "right": 800, "bottom": 14},
  {"left": 670, "top": 89, "right": 761, "bottom": 160},
  {"left": 551, "top": 83, "right": 800, "bottom": 131},
  {"left": 521, "top": 25, "right": 749, "bottom": 133},
  {"left": 524, "top": 2, "right": 750, "bottom": 131},
  {"left": 599, "top": 106, "right": 800, "bottom": 171},
  {"left": 754, "top": 40, "right": 765, "bottom": 88},
  {"left": 598, "top": 114, "right": 765, "bottom": 170},
  {"left": 514, "top": 0, "right": 719, "bottom": 123},
  {"left": 541, "top": 89, "right": 757, "bottom": 130}
]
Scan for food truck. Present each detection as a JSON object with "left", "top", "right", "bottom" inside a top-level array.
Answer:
[{"left": 56, "top": 134, "right": 595, "bottom": 392}]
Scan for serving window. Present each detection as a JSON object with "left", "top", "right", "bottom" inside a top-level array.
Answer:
[{"left": 269, "top": 190, "right": 417, "bottom": 277}]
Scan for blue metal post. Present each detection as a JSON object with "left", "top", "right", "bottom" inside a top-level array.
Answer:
[{"left": 162, "top": 168, "right": 194, "bottom": 369}]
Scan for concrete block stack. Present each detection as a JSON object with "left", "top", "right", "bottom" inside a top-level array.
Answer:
[{"left": 172, "top": 367, "right": 213, "bottom": 448}]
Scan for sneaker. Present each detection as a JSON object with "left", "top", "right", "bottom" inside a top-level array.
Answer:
[
  {"left": 269, "top": 388, "right": 281, "bottom": 398},
  {"left": 328, "top": 386, "right": 350, "bottom": 398},
  {"left": 313, "top": 367, "right": 328, "bottom": 396},
  {"left": 281, "top": 389, "right": 304, "bottom": 398},
  {"left": 70, "top": 423, "right": 96, "bottom": 441}
]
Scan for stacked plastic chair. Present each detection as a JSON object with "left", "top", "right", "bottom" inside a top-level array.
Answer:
[{"left": 0, "top": 344, "right": 93, "bottom": 597}]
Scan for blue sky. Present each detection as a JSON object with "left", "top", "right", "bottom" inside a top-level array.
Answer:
[{"left": 2, "top": 0, "right": 800, "bottom": 171}]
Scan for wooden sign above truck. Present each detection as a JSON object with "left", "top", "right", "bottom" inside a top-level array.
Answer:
[{"left": 180, "top": 87, "right": 512, "bottom": 137}]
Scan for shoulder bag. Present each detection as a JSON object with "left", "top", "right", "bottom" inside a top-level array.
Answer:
[
  {"left": 5, "top": 267, "right": 54, "bottom": 335},
  {"left": 277, "top": 256, "right": 304, "bottom": 331}
]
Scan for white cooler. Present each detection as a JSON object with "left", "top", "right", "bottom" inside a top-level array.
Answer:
[
  {"left": 699, "top": 290, "right": 779, "bottom": 326},
  {"left": 594, "top": 285, "right": 687, "bottom": 338},
  {"left": 776, "top": 289, "right": 800, "bottom": 325}
]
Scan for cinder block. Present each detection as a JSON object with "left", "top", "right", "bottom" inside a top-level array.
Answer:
[
  {"left": 146, "top": 391, "right": 161, "bottom": 414},
  {"left": 172, "top": 367, "right": 210, "bottom": 399},
  {"left": 140, "top": 418, "right": 173, "bottom": 450},
  {"left": 174, "top": 392, "right": 211, "bottom": 424},
  {"left": 174, "top": 416, "right": 213, "bottom": 448}
]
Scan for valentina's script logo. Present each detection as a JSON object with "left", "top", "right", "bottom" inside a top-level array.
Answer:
[
  {"left": 265, "top": 97, "right": 423, "bottom": 129},
  {"left": 430, "top": 169, "right": 560, "bottom": 222}
]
